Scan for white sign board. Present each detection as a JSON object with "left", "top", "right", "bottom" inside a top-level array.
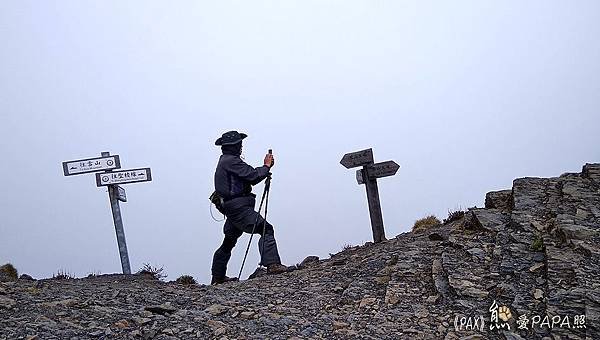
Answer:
[
  {"left": 96, "top": 168, "right": 152, "bottom": 187},
  {"left": 63, "top": 155, "right": 121, "bottom": 176}
]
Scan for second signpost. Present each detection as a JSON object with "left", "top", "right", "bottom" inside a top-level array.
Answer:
[
  {"left": 62, "top": 152, "right": 152, "bottom": 274},
  {"left": 341, "top": 148, "right": 400, "bottom": 243}
]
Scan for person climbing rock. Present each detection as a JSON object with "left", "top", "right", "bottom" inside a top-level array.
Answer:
[{"left": 210, "top": 130, "right": 289, "bottom": 285}]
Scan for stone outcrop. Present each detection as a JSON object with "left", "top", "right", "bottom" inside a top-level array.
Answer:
[{"left": 0, "top": 164, "right": 598, "bottom": 339}]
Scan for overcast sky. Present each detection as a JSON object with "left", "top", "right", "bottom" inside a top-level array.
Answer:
[{"left": 1, "top": 1, "right": 599, "bottom": 284}]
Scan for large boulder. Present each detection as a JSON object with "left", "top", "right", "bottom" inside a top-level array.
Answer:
[{"left": 484, "top": 189, "right": 513, "bottom": 210}]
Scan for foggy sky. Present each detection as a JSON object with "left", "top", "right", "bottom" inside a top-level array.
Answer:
[{"left": 1, "top": 1, "right": 599, "bottom": 284}]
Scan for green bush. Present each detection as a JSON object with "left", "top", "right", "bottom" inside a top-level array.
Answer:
[
  {"left": 531, "top": 236, "right": 544, "bottom": 252},
  {"left": 175, "top": 275, "right": 197, "bottom": 285},
  {"left": 0, "top": 263, "right": 18, "bottom": 281},
  {"left": 413, "top": 215, "right": 442, "bottom": 232}
]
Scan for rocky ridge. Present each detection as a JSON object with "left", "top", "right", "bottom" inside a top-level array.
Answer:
[{"left": 1, "top": 163, "right": 599, "bottom": 339}]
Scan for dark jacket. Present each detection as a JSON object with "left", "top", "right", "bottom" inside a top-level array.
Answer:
[{"left": 214, "top": 154, "right": 270, "bottom": 205}]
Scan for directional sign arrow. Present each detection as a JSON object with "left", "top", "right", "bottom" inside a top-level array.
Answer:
[
  {"left": 340, "top": 148, "right": 374, "bottom": 169},
  {"left": 366, "top": 161, "right": 400, "bottom": 179},
  {"left": 96, "top": 168, "right": 152, "bottom": 187},
  {"left": 62, "top": 155, "right": 121, "bottom": 176}
]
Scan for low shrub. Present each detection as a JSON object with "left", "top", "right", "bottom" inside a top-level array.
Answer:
[
  {"left": 413, "top": 215, "right": 442, "bottom": 232},
  {"left": 0, "top": 263, "right": 18, "bottom": 281},
  {"left": 87, "top": 271, "right": 102, "bottom": 278},
  {"left": 53, "top": 270, "right": 74, "bottom": 280},
  {"left": 137, "top": 263, "right": 167, "bottom": 280},
  {"left": 443, "top": 209, "right": 466, "bottom": 224},
  {"left": 531, "top": 235, "right": 544, "bottom": 252},
  {"left": 176, "top": 275, "right": 197, "bottom": 285},
  {"left": 342, "top": 244, "right": 353, "bottom": 251}
]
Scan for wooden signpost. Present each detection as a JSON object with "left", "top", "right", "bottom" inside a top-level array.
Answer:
[
  {"left": 341, "top": 148, "right": 400, "bottom": 243},
  {"left": 62, "top": 152, "right": 152, "bottom": 275}
]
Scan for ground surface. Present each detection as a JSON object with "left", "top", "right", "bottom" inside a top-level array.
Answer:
[{"left": 1, "top": 164, "right": 599, "bottom": 339}]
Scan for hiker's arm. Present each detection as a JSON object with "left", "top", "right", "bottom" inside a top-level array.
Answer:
[{"left": 227, "top": 157, "right": 270, "bottom": 185}]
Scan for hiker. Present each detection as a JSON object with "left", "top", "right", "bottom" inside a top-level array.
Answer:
[{"left": 210, "top": 130, "right": 288, "bottom": 285}]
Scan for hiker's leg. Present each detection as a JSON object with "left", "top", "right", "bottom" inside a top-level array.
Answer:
[
  {"left": 242, "top": 213, "right": 281, "bottom": 267},
  {"left": 211, "top": 220, "right": 242, "bottom": 278}
]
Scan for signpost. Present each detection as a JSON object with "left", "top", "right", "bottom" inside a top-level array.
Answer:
[
  {"left": 341, "top": 149, "right": 400, "bottom": 243},
  {"left": 62, "top": 152, "right": 152, "bottom": 275}
]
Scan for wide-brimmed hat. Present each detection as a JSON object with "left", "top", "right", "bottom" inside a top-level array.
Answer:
[{"left": 215, "top": 130, "right": 248, "bottom": 146}]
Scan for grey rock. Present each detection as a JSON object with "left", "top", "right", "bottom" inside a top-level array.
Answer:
[
  {"left": 145, "top": 303, "right": 177, "bottom": 315},
  {"left": 88, "top": 330, "right": 103, "bottom": 337},
  {"left": 466, "top": 247, "right": 485, "bottom": 258},
  {"left": 299, "top": 256, "right": 320, "bottom": 267},
  {"left": 485, "top": 190, "right": 513, "bottom": 210},
  {"left": 301, "top": 326, "right": 316, "bottom": 337},
  {"left": 529, "top": 262, "right": 544, "bottom": 272},
  {"left": 559, "top": 224, "right": 598, "bottom": 240},
  {"left": 502, "top": 331, "right": 525, "bottom": 340},
  {"left": 428, "top": 233, "right": 445, "bottom": 241},
  {"left": 204, "top": 304, "right": 229, "bottom": 316},
  {"left": 19, "top": 274, "right": 35, "bottom": 281},
  {"left": 448, "top": 278, "right": 489, "bottom": 298},
  {"left": 432, "top": 259, "right": 450, "bottom": 297},
  {"left": 0, "top": 296, "right": 16, "bottom": 309}
]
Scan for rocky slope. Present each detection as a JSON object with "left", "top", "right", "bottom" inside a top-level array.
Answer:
[{"left": 1, "top": 163, "right": 599, "bottom": 339}]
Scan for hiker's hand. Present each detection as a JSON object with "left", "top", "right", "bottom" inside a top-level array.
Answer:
[{"left": 264, "top": 153, "right": 274, "bottom": 168}]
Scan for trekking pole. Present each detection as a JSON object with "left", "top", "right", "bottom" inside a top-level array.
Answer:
[
  {"left": 238, "top": 171, "right": 271, "bottom": 279},
  {"left": 259, "top": 175, "right": 271, "bottom": 263},
  {"left": 259, "top": 149, "right": 273, "bottom": 266}
]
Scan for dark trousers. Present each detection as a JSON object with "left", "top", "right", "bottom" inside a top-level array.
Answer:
[{"left": 211, "top": 207, "right": 281, "bottom": 278}]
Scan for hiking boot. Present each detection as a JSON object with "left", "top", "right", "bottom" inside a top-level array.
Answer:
[
  {"left": 211, "top": 275, "right": 238, "bottom": 285},
  {"left": 266, "top": 263, "right": 291, "bottom": 274}
]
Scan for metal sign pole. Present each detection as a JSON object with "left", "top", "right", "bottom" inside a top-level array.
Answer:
[{"left": 101, "top": 152, "right": 132, "bottom": 274}]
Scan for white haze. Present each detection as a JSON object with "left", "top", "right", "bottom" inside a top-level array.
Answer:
[{"left": 1, "top": 1, "right": 599, "bottom": 283}]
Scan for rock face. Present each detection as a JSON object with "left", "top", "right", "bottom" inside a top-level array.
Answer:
[{"left": 1, "top": 164, "right": 599, "bottom": 339}]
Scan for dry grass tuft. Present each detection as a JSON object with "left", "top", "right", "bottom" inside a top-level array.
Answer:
[
  {"left": 0, "top": 263, "right": 18, "bottom": 281},
  {"left": 53, "top": 269, "right": 74, "bottom": 280},
  {"left": 137, "top": 263, "right": 167, "bottom": 280},
  {"left": 175, "top": 275, "right": 197, "bottom": 285},
  {"left": 443, "top": 209, "right": 466, "bottom": 224},
  {"left": 413, "top": 215, "right": 442, "bottom": 232}
]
